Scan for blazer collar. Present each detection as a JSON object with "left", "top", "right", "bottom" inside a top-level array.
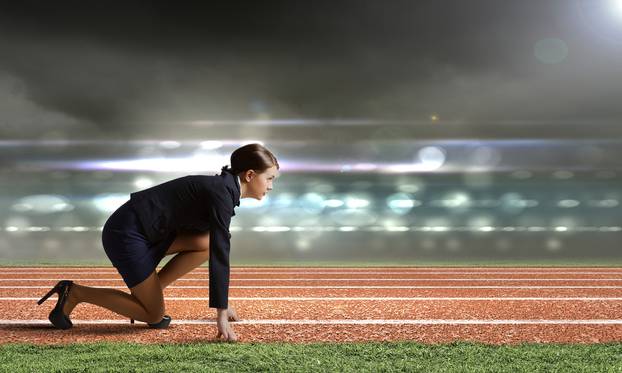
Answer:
[{"left": 220, "top": 166, "right": 241, "bottom": 207}]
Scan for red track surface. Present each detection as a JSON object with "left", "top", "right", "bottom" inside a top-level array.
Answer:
[{"left": 1, "top": 267, "right": 622, "bottom": 345}]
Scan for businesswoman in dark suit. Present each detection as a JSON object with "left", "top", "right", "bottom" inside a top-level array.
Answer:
[{"left": 37, "top": 143, "right": 279, "bottom": 342}]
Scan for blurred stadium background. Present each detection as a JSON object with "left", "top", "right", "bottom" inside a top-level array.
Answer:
[
  {"left": 2, "top": 133, "right": 621, "bottom": 263},
  {"left": 1, "top": 1, "right": 622, "bottom": 264}
]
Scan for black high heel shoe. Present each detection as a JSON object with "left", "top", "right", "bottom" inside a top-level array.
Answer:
[
  {"left": 130, "top": 315, "right": 172, "bottom": 329},
  {"left": 37, "top": 280, "right": 74, "bottom": 330}
]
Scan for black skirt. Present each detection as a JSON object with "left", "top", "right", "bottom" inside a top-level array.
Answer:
[{"left": 101, "top": 200, "right": 176, "bottom": 288}]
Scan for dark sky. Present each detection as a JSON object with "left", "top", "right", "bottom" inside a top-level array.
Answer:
[{"left": 1, "top": 0, "right": 622, "bottom": 139}]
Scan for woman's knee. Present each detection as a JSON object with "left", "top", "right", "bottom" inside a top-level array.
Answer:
[
  {"left": 136, "top": 297, "right": 165, "bottom": 324},
  {"left": 144, "top": 306, "right": 166, "bottom": 324},
  {"left": 130, "top": 272, "right": 166, "bottom": 323}
]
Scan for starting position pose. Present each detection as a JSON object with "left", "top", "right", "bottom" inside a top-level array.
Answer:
[{"left": 37, "top": 143, "right": 279, "bottom": 342}]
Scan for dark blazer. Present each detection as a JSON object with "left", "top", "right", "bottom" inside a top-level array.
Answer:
[{"left": 129, "top": 166, "right": 240, "bottom": 309}]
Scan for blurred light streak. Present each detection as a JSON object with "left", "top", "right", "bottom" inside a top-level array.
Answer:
[
  {"left": 323, "top": 199, "right": 344, "bottom": 208},
  {"left": 11, "top": 195, "right": 73, "bottom": 214},
  {"left": 416, "top": 146, "right": 446, "bottom": 170},
  {"left": 159, "top": 141, "right": 181, "bottom": 149},
  {"left": 0, "top": 139, "right": 258, "bottom": 147},
  {"left": 386, "top": 193, "right": 419, "bottom": 215},
  {"left": 558, "top": 199, "right": 580, "bottom": 208},
  {"left": 186, "top": 119, "right": 409, "bottom": 126},
  {"left": 134, "top": 177, "right": 154, "bottom": 189},
  {"left": 77, "top": 155, "right": 228, "bottom": 172},
  {"left": 345, "top": 197, "right": 370, "bottom": 209},
  {"left": 588, "top": 199, "right": 619, "bottom": 207},
  {"left": 199, "top": 141, "right": 223, "bottom": 150},
  {"left": 338, "top": 226, "right": 358, "bottom": 232},
  {"left": 93, "top": 194, "right": 128, "bottom": 213},
  {"left": 4, "top": 225, "right": 622, "bottom": 233}
]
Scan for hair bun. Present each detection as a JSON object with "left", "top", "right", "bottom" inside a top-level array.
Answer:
[{"left": 221, "top": 165, "right": 238, "bottom": 174}]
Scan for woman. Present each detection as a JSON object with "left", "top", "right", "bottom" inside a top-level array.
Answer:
[{"left": 37, "top": 143, "right": 279, "bottom": 342}]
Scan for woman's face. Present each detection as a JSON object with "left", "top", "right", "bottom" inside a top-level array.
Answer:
[{"left": 242, "top": 165, "right": 279, "bottom": 200}]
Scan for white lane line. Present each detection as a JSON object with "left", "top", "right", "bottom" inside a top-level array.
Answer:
[
  {"left": 2, "top": 319, "right": 622, "bottom": 325},
  {"left": 2, "top": 285, "right": 621, "bottom": 289},
  {"left": 2, "top": 271, "right": 622, "bottom": 275},
  {"left": 5, "top": 297, "right": 622, "bottom": 301},
  {"left": 2, "top": 278, "right": 622, "bottom": 281}
]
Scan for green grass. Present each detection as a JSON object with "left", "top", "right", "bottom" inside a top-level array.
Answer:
[{"left": 1, "top": 341, "right": 621, "bottom": 372}]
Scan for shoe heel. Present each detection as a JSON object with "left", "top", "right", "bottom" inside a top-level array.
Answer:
[
  {"left": 45, "top": 280, "right": 74, "bottom": 330},
  {"left": 37, "top": 284, "right": 59, "bottom": 305}
]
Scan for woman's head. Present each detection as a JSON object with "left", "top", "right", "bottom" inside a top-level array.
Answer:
[{"left": 229, "top": 143, "right": 279, "bottom": 200}]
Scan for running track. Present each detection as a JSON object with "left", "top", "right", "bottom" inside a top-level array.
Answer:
[{"left": 1, "top": 267, "right": 622, "bottom": 344}]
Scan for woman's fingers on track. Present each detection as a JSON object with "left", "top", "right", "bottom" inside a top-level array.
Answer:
[
  {"left": 227, "top": 307, "right": 240, "bottom": 322},
  {"left": 216, "top": 330, "right": 237, "bottom": 342},
  {"left": 215, "top": 323, "right": 238, "bottom": 342},
  {"left": 225, "top": 325, "right": 238, "bottom": 342},
  {"left": 227, "top": 330, "right": 238, "bottom": 342}
]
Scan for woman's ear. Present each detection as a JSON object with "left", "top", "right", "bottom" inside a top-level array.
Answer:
[{"left": 243, "top": 169, "right": 255, "bottom": 182}]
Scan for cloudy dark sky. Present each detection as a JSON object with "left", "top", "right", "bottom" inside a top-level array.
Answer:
[{"left": 1, "top": 0, "right": 622, "bottom": 139}]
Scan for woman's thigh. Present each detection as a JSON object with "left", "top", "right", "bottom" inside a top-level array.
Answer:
[{"left": 164, "top": 232, "right": 210, "bottom": 256}]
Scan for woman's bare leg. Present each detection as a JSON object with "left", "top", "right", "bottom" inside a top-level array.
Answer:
[
  {"left": 62, "top": 233, "right": 209, "bottom": 321},
  {"left": 157, "top": 233, "right": 210, "bottom": 290},
  {"left": 62, "top": 271, "right": 165, "bottom": 324}
]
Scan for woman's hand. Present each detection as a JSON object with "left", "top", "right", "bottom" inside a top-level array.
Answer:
[
  {"left": 226, "top": 306, "right": 240, "bottom": 322},
  {"left": 216, "top": 308, "right": 238, "bottom": 342}
]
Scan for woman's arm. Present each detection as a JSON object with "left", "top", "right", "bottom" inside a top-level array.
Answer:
[
  {"left": 206, "top": 180, "right": 238, "bottom": 341},
  {"left": 207, "top": 181, "right": 234, "bottom": 310}
]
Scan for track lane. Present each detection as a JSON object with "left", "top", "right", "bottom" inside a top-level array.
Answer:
[
  {"left": 1, "top": 323, "right": 620, "bottom": 344},
  {"left": 3, "top": 287, "right": 622, "bottom": 297},
  {"left": 5, "top": 298, "right": 622, "bottom": 320},
  {"left": 2, "top": 266, "right": 622, "bottom": 344},
  {"left": 3, "top": 273, "right": 622, "bottom": 279},
  {"left": 2, "top": 279, "right": 622, "bottom": 287}
]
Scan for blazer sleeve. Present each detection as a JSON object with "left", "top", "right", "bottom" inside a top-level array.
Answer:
[{"left": 206, "top": 181, "right": 234, "bottom": 309}]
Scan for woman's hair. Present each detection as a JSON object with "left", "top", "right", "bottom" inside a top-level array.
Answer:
[{"left": 225, "top": 143, "right": 279, "bottom": 175}]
